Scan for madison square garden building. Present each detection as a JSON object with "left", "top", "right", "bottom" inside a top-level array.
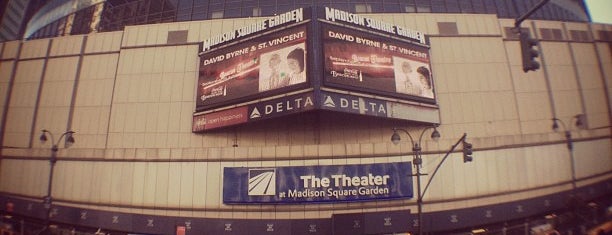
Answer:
[{"left": 0, "top": 0, "right": 610, "bottom": 234}]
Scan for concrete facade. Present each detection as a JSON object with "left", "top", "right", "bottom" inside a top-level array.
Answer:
[{"left": 0, "top": 12, "right": 611, "bottom": 233}]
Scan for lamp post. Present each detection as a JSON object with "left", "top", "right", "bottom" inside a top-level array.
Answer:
[
  {"left": 39, "top": 129, "right": 75, "bottom": 230},
  {"left": 551, "top": 114, "right": 585, "bottom": 192},
  {"left": 391, "top": 125, "right": 440, "bottom": 235}
]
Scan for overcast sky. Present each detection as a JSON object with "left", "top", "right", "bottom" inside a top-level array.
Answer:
[{"left": 585, "top": 0, "right": 612, "bottom": 24}]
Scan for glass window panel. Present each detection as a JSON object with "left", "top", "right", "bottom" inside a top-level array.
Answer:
[
  {"left": 250, "top": 7, "right": 261, "bottom": 17},
  {"left": 225, "top": 8, "right": 241, "bottom": 18},
  {"left": 354, "top": 4, "right": 372, "bottom": 13},
  {"left": 210, "top": 10, "right": 223, "bottom": 19},
  {"left": 277, "top": 4, "right": 293, "bottom": 13},
  {"left": 148, "top": 13, "right": 162, "bottom": 23},
  {"left": 368, "top": 3, "right": 382, "bottom": 13},
  {"left": 191, "top": 12, "right": 206, "bottom": 20},
  {"left": 209, "top": 3, "right": 224, "bottom": 12},
  {"left": 471, "top": 0, "right": 484, "bottom": 13},
  {"left": 543, "top": 5, "right": 553, "bottom": 20},
  {"left": 177, "top": 12, "right": 191, "bottom": 21},
  {"left": 192, "top": 4, "right": 207, "bottom": 18},
  {"left": 404, "top": 5, "right": 416, "bottom": 12},
  {"left": 374, "top": 3, "right": 389, "bottom": 12},
  {"left": 495, "top": 0, "right": 508, "bottom": 18},
  {"left": 178, "top": 0, "right": 192, "bottom": 9},
  {"left": 330, "top": 3, "right": 349, "bottom": 12},
  {"left": 277, "top": 0, "right": 294, "bottom": 4},
  {"left": 137, "top": 1, "right": 150, "bottom": 16},
  {"left": 135, "top": 15, "right": 147, "bottom": 24},
  {"left": 225, "top": 1, "right": 241, "bottom": 9},
  {"left": 296, "top": 3, "right": 314, "bottom": 9},
  {"left": 445, "top": 0, "right": 460, "bottom": 13},
  {"left": 243, "top": 0, "right": 258, "bottom": 7},
  {"left": 429, "top": 0, "right": 444, "bottom": 12},
  {"left": 417, "top": 6, "right": 431, "bottom": 12},
  {"left": 260, "top": 5, "right": 275, "bottom": 16},
  {"left": 164, "top": 1, "right": 178, "bottom": 12},
  {"left": 193, "top": 0, "right": 207, "bottom": 6},
  {"left": 166, "top": 0, "right": 178, "bottom": 8},
  {"left": 162, "top": 9, "right": 175, "bottom": 18},
  {"left": 517, "top": 0, "right": 529, "bottom": 14},
  {"left": 177, "top": 8, "right": 192, "bottom": 17},
  {"left": 149, "top": 0, "right": 163, "bottom": 13},
  {"left": 484, "top": 0, "right": 497, "bottom": 14},
  {"left": 505, "top": 0, "right": 517, "bottom": 18},
  {"left": 459, "top": 0, "right": 473, "bottom": 13}
]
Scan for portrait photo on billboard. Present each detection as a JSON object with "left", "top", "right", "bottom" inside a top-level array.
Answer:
[
  {"left": 322, "top": 23, "right": 435, "bottom": 102},
  {"left": 196, "top": 25, "right": 308, "bottom": 111},
  {"left": 258, "top": 43, "right": 306, "bottom": 92},
  {"left": 392, "top": 57, "right": 434, "bottom": 99}
]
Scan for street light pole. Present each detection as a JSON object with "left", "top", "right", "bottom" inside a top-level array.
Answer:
[
  {"left": 39, "top": 129, "right": 75, "bottom": 231},
  {"left": 391, "top": 125, "right": 440, "bottom": 235},
  {"left": 551, "top": 114, "right": 585, "bottom": 192},
  {"left": 392, "top": 128, "right": 475, "bottom": 235}
]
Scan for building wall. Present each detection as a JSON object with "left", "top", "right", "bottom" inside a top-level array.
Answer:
[
  {"left": 0, "top": 13, "right": 611, "bottom": 221},
  {"left": 0, "top": 0, "right": 31, "bottom": 42}
]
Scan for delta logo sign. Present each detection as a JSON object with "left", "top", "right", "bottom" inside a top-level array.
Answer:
[{"left": 223, "top": 162, "right": 413, "bottom": 204}]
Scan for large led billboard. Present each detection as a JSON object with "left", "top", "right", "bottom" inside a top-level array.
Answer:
[
  {"left": 321, "top": 18, "right": 435, "bottom": 103},
  {"left": 197, "top": 24, "right": 308, "bottom": 111},
  {"left": 196, "top": 9, "right": 308, "bottom": 111},
  {"left": 194, "top": 7, "right": 440, "bottom": 132}
]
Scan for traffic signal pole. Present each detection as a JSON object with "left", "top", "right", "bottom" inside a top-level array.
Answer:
[
  {"left": 514, "top": 0, "right": 551, "bottom": 28},
  {"left": 514, "top": 0, "right": 550, "bottom": 73},
  {"left": 421, "top": 133, "right": 470, "bottom": 200}
]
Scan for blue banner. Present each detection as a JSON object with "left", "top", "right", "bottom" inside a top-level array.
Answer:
[{"left": 223, "top": 162, "right": 413, "bottom": 204}]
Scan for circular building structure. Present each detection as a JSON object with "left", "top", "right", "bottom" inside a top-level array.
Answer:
[{"left": 0, "top": 0, "right": 611, "bottom": 234}]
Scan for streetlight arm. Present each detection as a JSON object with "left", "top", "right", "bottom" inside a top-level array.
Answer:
[
  {"left": 57, "top": 131, "right": 74, "bottom": 144},
  {"left": 393, "top": 128, "right": 415, "bottom": 147},
  {"left": 40, "top": 129, "right": 55, "bottom": 146},
  {"left": 552, "top": 118, "right": 568, "bottom": 131},
  {"left": 418, "top": 126, "right": 437, "bottom": 145},
  {"left": 421, "top": 133, "right": 467, "bottom": 199}
]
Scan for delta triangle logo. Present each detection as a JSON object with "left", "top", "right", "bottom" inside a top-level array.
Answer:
[
  {"left": 248, "top": 168, "right": 276, "bottom": 196},
  {"left": 250, "top": 107, "right": 261, "bottom": 119},
  {"left": 323, "top": 95, "right": 336, "bottom": 108}
]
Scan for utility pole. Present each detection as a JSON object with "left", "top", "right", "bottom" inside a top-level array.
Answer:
[{"left": 514, "top": 0, "right": 550, "bottom": 73}]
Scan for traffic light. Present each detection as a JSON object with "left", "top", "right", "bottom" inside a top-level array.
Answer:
[
  {"left": 519, "top": 32, "right": 540, "bottom": 72},
  {"left": 462, "top": 139, "right": 473, "bottom": 163}
]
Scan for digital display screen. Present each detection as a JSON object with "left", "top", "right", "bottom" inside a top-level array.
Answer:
[
  {"left": 197, "top": 25, "right": 308, "bottom": 111},
  {"left": 323, "top": 23, "right": 435, "bottom": 101}
]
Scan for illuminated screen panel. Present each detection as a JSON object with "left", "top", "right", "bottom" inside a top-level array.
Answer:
[
  {"left": 197, "top": 25, "right": 308, "bottom": 111},
  {"left": 322, "top": 23, "right": 435, "bottom": 102}
]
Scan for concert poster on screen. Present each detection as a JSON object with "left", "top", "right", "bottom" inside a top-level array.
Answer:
[
  {"left": 197, "top": 25, "right": 308, "bottom": 111},
  {"left": 322, "top": 23, "right": 435, "bottom": 102}
]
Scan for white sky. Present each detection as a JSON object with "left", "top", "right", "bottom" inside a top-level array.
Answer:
[{"left": 585, "top": 0, "right": 612, "bottom": 24}]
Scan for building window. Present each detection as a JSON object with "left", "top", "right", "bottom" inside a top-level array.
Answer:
[
  {"left": 504, "top": 27, "right": 529, "bottom": 39},
  {"left": 417, "top": 6, "right": 431, "bottom": 13},
  {"left": 355, "top": 4, "right": 372, "bottom": 13},
  {"left": 211, "top": 11, "right": 223, "bottom": 19},
  {"left": 252, "top": 7, "right": 261, "bottom": 17},
  {"left": 437, "top": 22, "right": 458, "bottom": 35},
  {"left": 405, "top": 5, "right": 416, "bottom": 13},
  {"left": 167, "top": 30, "right": 188, "bottom": 44},
  {"left": 540, "top": 28, "right": 563, "bottom": 40},
  {"left": 570, "top": 30, "right": 591, "bottom": 42},
  {"left": 598, "top": 30, "right": 612, "bottom": 41}
]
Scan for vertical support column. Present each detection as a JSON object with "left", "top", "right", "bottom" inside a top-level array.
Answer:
[
  {"left": 0, "top": 41, "right": 24, "bottom": 150},
  {"left": 28, "top": 39, "right": 54, "bottom": 148},
  {"left": 66, "top": 36, "right": 88, "bottom": 132},
  {"left": 589, "top": 24, "right": 612, "bottom": 131},
  {"left": 563, "top": 23, "right": 588, "bottom": 125},
  {"left": 531, "top": 21, "right": 558, "bottom": 119}
]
